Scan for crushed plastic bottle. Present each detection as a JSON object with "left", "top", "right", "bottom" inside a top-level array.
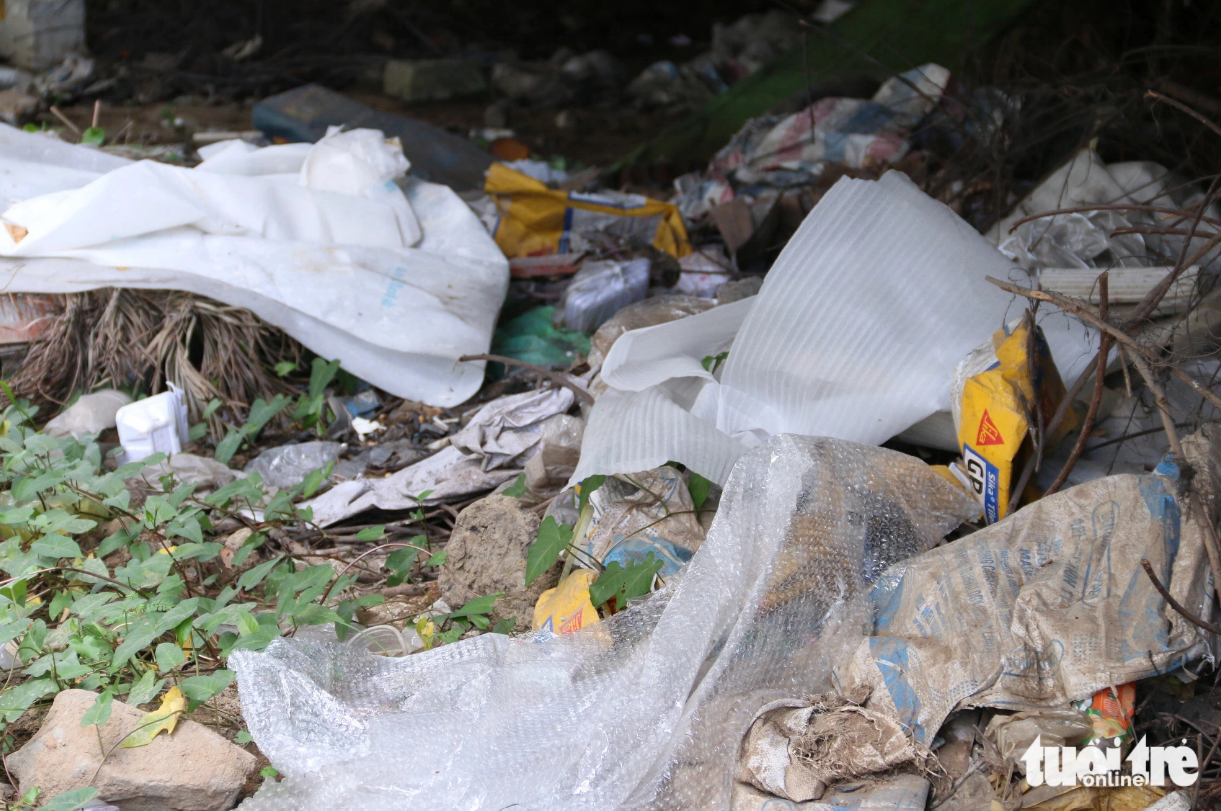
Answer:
[{"left": 245, "top": 441, "right": 343, "bottom": 489}]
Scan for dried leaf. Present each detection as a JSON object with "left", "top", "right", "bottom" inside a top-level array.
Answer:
[{"left": 120, "top": 686, "right": 185, "bottom": 748}]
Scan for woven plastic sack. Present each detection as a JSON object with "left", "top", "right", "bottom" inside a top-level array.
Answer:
[{"left": 231, "top": 435, "right": 978, "bottom": 810}]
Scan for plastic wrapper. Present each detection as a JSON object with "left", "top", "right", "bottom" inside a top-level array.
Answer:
[
  {"left": 43, "top": 389, "right": 131, "bottom": 439},
  {"left": 989, "top": 150, "right": 1221, "bottom": 273},
  {"left": 555, "top": 258, "right": 650, "bottom": 333},
  {"left": 587, "top": 295, "right": 716, "bottom": 370},
  {"left": 140, "top": 453, "right": 238, "bottom": 492},
  {"left": 245, "top": 442, "right": 342, "bottom": 490},
  {"left": 949, "top": 315, "right": 1074, "bottom": 523},
  {"left": 450, "top": 386, "right": 575, "bottom": 471},
  {"left": 523, "top": 414, "right": 584, "bottom": 495},
  {"left": 1077, "top": 682, "right": 1135, "bottom": 747},
  {"left": 302, "top": 445, "right": 521, "bottom": 527},
  {"left": 985, "top": 709, "right": 1093, "bottom": 772},
  {"left": 485, "top": 163, "right": 690, "bottom": 259},
  {"left": 575, "top": 465, "right": 705, "bottom": 574},
  {"left": 304, "top": 388, "right": 574, "bottom": 525},
  {"left": 671, "top": 63, "right": 949, "bottom": 215},
  {"left": 231, "top": 435, "right": 979, "bottom": 810},
  {"left": 676, "top": 248, "right": 733, "bottom": 298},
  {"left": 532, "top": 570, "right": 600, "bottom": 636}
]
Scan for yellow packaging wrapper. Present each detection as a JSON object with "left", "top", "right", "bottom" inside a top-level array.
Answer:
[
  {"left": 485, "top": 163, "right": 691, "bottom": 259},
  {"left": 533, "top": 570, "right": 600, "bottom": 635},
  {"left": 952, "top": 315, "right": 1075, "bottom": 524}
]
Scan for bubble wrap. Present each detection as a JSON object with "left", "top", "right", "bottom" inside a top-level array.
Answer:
[{"left": 231, "top": 436, "right": 979, "bottom": 810}]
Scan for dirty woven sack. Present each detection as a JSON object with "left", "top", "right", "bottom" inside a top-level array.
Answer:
[
  {"left": 231, "top": 436, "right": 978, "bottom": 810},
  {"left": 835, "top": 428, "right": 1221, "bottom": 748}
]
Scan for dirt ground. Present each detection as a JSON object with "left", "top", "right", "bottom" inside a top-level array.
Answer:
[{"left": 49, "top": 90, "right": 687, "bottom": 171}]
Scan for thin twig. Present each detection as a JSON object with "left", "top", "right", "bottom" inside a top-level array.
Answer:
[
  {"left": 1147, "top": 89, "right": 1221, "bottom": 140},
  {"left": 1141, "top": 559, "right": 1221, "bottom": 635},
  {"left": 1125, "top": 349, "right": 1184, "bottom": 461},
  {"left": 47, "top": 105, "right": 81, "bottom": 136},
  {"left": 1085, "top": 421, "right": 1193, "bottom": 452},
  {"left": 1007, "top": 204, "right": 1221, "bottom": 233},
  {"left": 318, "top": 542, "right": 429, "bottom": 603},
  {"left": 987, "top": 277, "right": 1221, "bottom": 414},
  {"left": 1046, "top": 272, "right": 1112, "bottom": 496},
  {"left": 457, "top": 354, "right": 594, "bottom": 406}
]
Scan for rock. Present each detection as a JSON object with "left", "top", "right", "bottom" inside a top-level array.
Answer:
[
  {"left": 9, "top": 689, "right": 257, "bottom": 811},
  {"left": 0, "top": 89, "right": 38, "bottom": 125},
  {"left": 716, "top": 276, "right": 764, "bottom": 304},
  {"left": 383, "top": 58, "right": 487, "bottom": 103},
  {"left": 0, "top": 0, "right": 86, "bottom": 71},
  {"left": 438, "top": 495, "right": 559, "bottom": 631},
  {"left": 484, "top": 99, "right": 513, "bottom": 129}
]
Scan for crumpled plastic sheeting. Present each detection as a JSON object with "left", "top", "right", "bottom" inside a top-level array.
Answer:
[
  {"left": 301, "top": 445, "right": 518, "bottom": 527},
  {"left": 302, "top": 387, "right": 575, "bottom": 525},
  {"left": 450, "top": 386, "right": 575, "bottom": 471},
  {"left": 570, "top": 171, "right": 1014, "bottom": 487},
  {"left": 0, "top": 125, "right": 508, "bottom": 406},
  {"left": 231, "top": 435, "right": 979, "bottom": 810},
  {"left": 989, "top": 150, "right": 1221, "bottom": 273}
]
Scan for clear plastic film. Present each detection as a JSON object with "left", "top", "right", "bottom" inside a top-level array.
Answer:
[{"left": 231, "top": 436, "right": 978, "bottom": 810}]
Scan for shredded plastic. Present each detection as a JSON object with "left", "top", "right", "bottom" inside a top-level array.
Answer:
[{"left": 232, "top": 435, "right": 978, "bottom": 810}]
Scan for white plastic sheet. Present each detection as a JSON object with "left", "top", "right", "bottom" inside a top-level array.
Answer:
[
  {"left": 571, "top": 171, "right": 1016, "bottom": 486},
  {"left": 0, "top": 125, "right": 508, "bottom": 406}
]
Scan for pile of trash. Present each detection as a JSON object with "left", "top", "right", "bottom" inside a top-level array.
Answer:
[
  {"left": 3, "top": 5, "right": 1221, "bottom": 811},
  {"left": 485, "top": 11, "right": 805, "bottom": 114},
  {"left": 227, "top": 146, "right": 1221, "bottom": 809}
]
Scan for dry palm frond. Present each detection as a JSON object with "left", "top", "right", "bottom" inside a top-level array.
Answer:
[{"left": 10, "top": 288, "right": 301, "bottom": 437}]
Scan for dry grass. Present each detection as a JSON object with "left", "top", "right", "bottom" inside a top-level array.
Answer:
[{"left": 10, "top": 288, "right": 301, "bottom": 436}]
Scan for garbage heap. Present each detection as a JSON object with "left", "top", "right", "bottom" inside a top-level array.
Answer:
[{"left": 1, "top": 5, "right": 1221, "bottom": 811}]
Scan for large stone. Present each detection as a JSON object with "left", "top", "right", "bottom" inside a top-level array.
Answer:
[
  {"left": 0, "top": 0, "right": 86, "bottom": 71},
  {"left": 9, "top": 689, "right": 257, "bottom": 811},
  {"left": 383, "top": 58, "right": 486, "bottom": 103},
  {"left": 0, "top": 89, "right": 38, "bottom": 126},
  {"left": 438, "top": 495, "right": 558, "bottom": 630}
]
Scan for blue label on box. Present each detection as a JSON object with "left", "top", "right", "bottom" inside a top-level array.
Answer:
[{"left": 962, "top": 444, "right": 1001, "bottom": 524}]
